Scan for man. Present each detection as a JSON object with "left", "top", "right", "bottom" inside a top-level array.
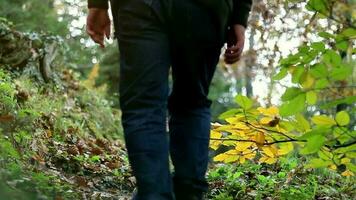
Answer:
[{"left": 86, "top": 0, "right": 252, "bottom": 199}]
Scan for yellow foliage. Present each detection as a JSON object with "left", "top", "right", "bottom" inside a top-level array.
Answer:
[
  {"left": 260, "top": 117, "right": 273, "bottom": 125},
  {"left": 262, "top": 145, "right": 278, "bottom": 158},
  {"left": 257, "top": 106, "right": 279, "bottom": 116},
  {"left": 341, "top": 170, "right": 354, "bottom": 177},
  {"left": 341, "top": 158, "right": 351, "bottom": 164},
  {"left": 259, "top": 156, "right": 278, "bottom": 164},
  {"left": 255, "top": 132, "right": 265, "bottom": 146},
  {"left": 209, "top": 141, "right": 221, "bottom": 150},
  {"left": 213, "top": 153, "right": 229, "bottom": 162},
  {"left": 210, "top": 103, "right": 298, "bottom": 166},
  {"left": 278, "top": 142, "right": 294, "bottom": 155},
  {"left": 210, "top": 130, "right": 222, "bottom": 139},
  {"left": 233, "top": 122, "right": 250, "bottom": 130},
  {"left": 83, "top": 63, "right": 100, "bottom": 88},
  {"left": 329, "top": 164, "right": 337, "bottom": 171},
  {"left": 301, "top": 72, "right": 315, "bottom": 89},
  {"left": 235, "top": 142, "right": 254, "bottom": 151},
  {"left": 213, "top": 148, "right": 256, "bottom": 164}
]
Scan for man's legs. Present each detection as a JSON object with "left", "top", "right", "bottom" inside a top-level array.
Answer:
[
  {"left": 112, "top": 0, "right": 173, "bottom": 199},
  {"left": 168, "top": 0, "right": 224, "bottom": 199}
]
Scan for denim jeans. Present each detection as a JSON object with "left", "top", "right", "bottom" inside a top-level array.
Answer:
[{"left": 110, "top": 0, "right": 226, "bottom": 199}]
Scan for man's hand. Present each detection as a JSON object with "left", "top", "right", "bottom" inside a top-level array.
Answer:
[
  {"left": 224, "top": 24, "right": 246, "bottom": 64},
  {"left": 86, "top": 8, "right": 111, "bottom": 48}
]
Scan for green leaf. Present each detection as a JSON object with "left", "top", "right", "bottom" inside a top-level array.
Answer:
[
  {"left": 335, "top": 111, "right": 350, "bottom": 126},
  {"left": 280, "top": 93, "right": 306, "bottom": 117},
  {"left": 306, "top": 0, "right": 328, "bottom": 14},
  {"left": 345, "top": 152, "right": 356, "bottom": 159},
  {"left": 335, "top": 38, "right": 348, "bottom": 51},
  {"left": 311, "top": 42, "right": 325, "bottom": 51},
  {"left": 295, "top": 114, "right": 310, "bottom": 132},
  {"left": 298, "top": 127, "right": 328, "bottom": 140},
  {"left": 280, "top": 54, "right": 300, "bottom": 66},
  {"left": 301, "top": 134, "right": 326, "bottom": 155},
  {"left": 320, "top": 96, "right": 356, "bottom": 109},
  {"left": 305, "top": 158, "right": 332, "bottom": 168},
  {"left": 311, "top": 115, "right": 336, "bottom": 126},
  {"left": 318, "top": 31, "right": 335, "bottom": 39},
  {"left": 310, "top": 63, "right": 328, "bottom": 78},
  {"left": 322, "top": 50, "right": 342, "bottom": 67},
  {"left": 318, "top": 150, "right": 333, "bottom": 160},
  {"left": 315, "top": 78, "right": 329, "bottom": 89},
  {"left": 235, "top": 95, "right": 253, "bottom": 110},
  {"left": 291, "top": 67, "right": 305, "bottom": 84},
  {"left": 346, "top": 163, "right": 356, "bottom": 173},
  {"left": 335, "top": 144, "right": 356, "bottom": 154},
  {"left": 306, "top": 91, "right": 317, "bottom": 105},
  {"left": 298, "top": 45, "right": 310, "bottom": 53},
  {"left": 281, "top": 87, "right": 303, "bottom": 101},
  {"left": 273, "top": 68, "right": 288, "bottom": 80},
  {"left": 340, "top": 28, "right": 356, "bottom": 38},
  {"left": 218, "top": 108, "right": 243, "bottom": 120},
  {"left": 330, "top": 66, "right": 352, "bottom": 81}
]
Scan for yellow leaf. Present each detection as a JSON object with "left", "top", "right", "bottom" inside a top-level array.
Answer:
[
  {"left": 83, "top": 63, "right": 100, "bottom": 88},
  {"left": 243, "top": 151, "right": 256, "bottom": 160},
  {"left": 234, "top": 114, "right": 246, "bottom": 121},
  {"left": 216, "top": 125, "right": 234, "bottom": 132},
  {"left": 210, "top": 130, "right": 222, "bottom": 139},
  {"left": 239, "top": 156, "right": 246, "bottom": 164},
  {"left": 341, "top": 170, "right": 354, "bottom": 177},
  {"left": 260, "top": 117, "right": 273, "bottom": 125},
  {"left": 259, "top": 156, "right": 277, "bottom": 164},
  {"left": 225, "top": 149, "right": 239, "bottom": 155},
  {"left": 258, "top": 106, "right": 279, "bottom": 116},
  {"left": 225, "top": 117, "right": 239, "bottom": 124},
  {"left": 267, "top": 107, "right": 279, "bottom": 116},
  {"left": 288, "top": 66, "right": 296, "bottom": 74},
  {"left": 341, "top": 158, "right": 351, "bottom": 164},
  {"left": 225, "top": 155, "right": 239, "bottom": 163},
  {"left": 265, "top": 157, "right": 278, "bottom": 164},
  {"left": 255, "top": 132, "right": 265, "bottom": 145},
  {"left": 235, "top": 142, "right": 254, "bottom": 151},
  {"left": 257, "top": 107, "right": 267, "bottom": 114},
  {"left": 278, "top": 142, "right": 294, "bottom": 155},
  {"left": 227, "top": 129, "right": 246, "bottom": 136},
  {"left": 209, "top": 141, "right": 221, "bottom": 150},
  {"left": 213, "top": 153, "right": 228, "bottom": 162},
  {"left": 222, "top": 140, "right": 235, "bottom": 146},
  {"left": 262, "top": 146, "right": 278, "bottom": 158},
  {"left": 276, "top": 125, "right": 287, "bottom": 133},
  {"left": 234, "top": 122, "right": 250, "bottom": 130},
  {"left": 329, "top": 164, "right": 337, "bottom": 171},
  {"left": 301, "top": 72, "right": 315, "bottom": 89}
]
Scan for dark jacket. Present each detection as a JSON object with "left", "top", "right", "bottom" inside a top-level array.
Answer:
[{"left": 88, "top": 0, "right": 252, "bottom": 27}]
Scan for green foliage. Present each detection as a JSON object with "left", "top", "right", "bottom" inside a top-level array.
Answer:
[
  {"left": 0, "top": 70, "right": 16, "bottom": 114},
  {"left": 0, "top": 18, "right": 126, "bottom": 197},
  {"left": 211, "top": 0, "right": 355, "bottom": 177},
  {"left": 0, "top": 0, "right": 67, "bottom": 35},
  {"left": 206, "top": 157, "right": 355, "bottom": 199}
]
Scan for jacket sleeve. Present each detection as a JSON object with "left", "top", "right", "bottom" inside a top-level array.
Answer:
[
  {"left": 231, "top": 0, "right": 252, "bottom": 27},
  {"left": 88, "top": 0, "right": 109, "bottom": 9}
]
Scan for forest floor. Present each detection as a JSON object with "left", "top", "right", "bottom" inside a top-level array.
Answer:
[{"left": 1, "top": 62, "right": 355, "bottom": 200}]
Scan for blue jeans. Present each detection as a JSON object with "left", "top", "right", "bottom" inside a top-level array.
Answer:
[{"left": 110, "top": 0, "right": 226, "bottom": 199}]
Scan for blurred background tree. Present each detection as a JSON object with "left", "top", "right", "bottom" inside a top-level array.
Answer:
[{"left": 1, "top": 0, "right": 354, "bottom": 116}]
